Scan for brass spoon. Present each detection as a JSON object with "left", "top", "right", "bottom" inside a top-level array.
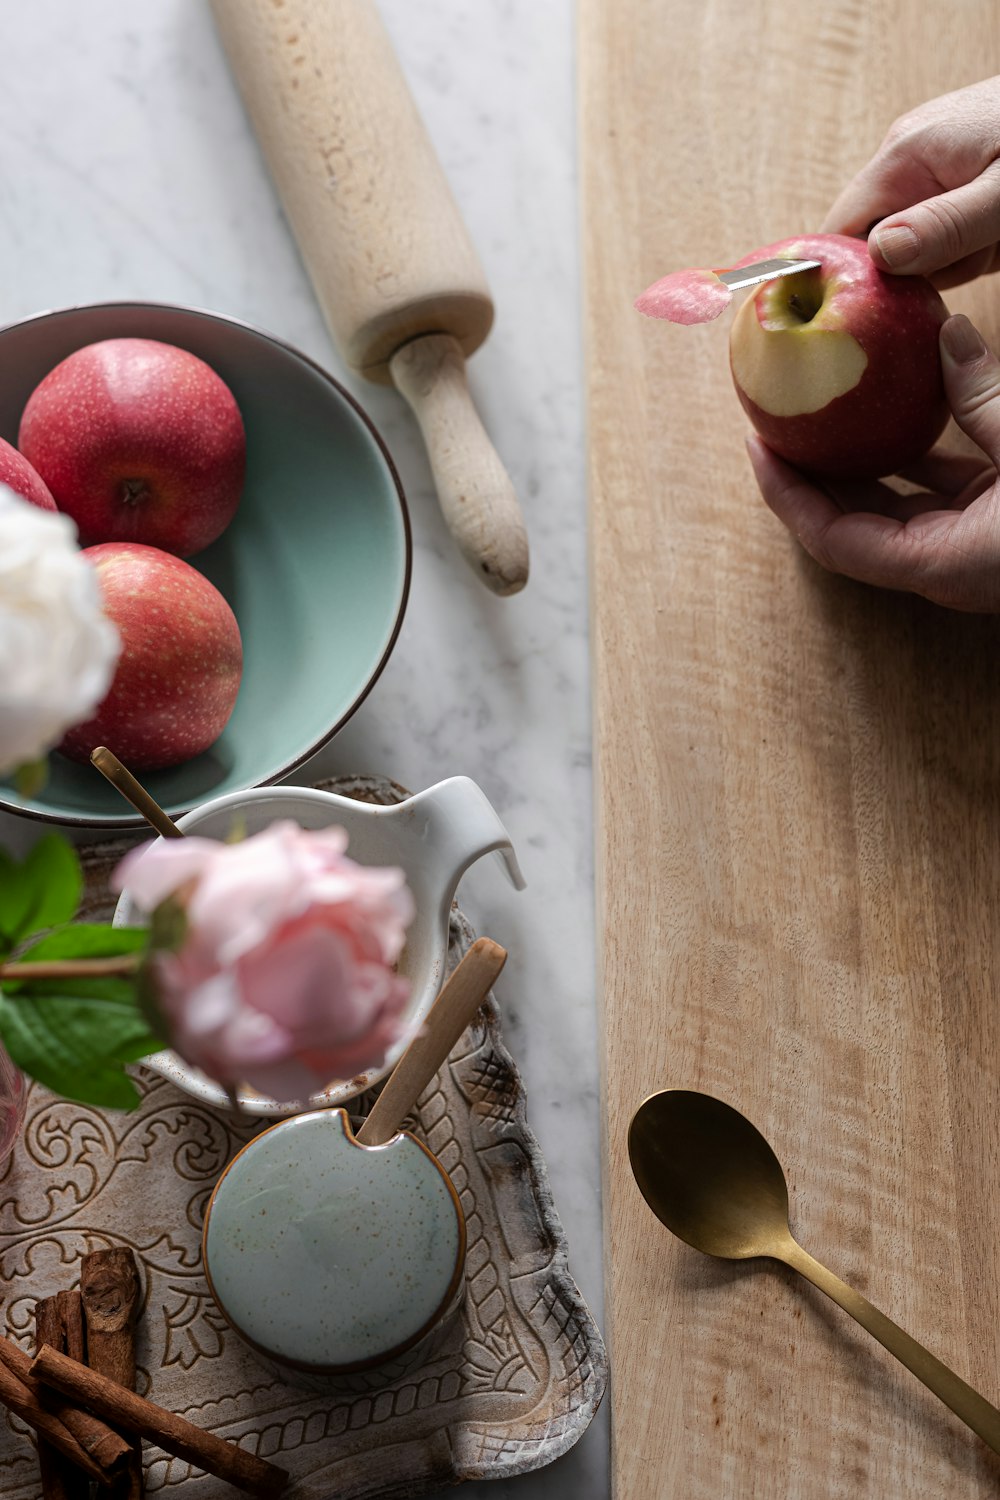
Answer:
[
  {"left": 628, "top": 1088, "right": 1000, "bottom": 1454},
  {"left": 90, "top": 747, "right": 184, "bottom": 839}
]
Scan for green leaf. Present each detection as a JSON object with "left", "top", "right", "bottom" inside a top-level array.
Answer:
[
  {"left": 9, "top": 923, "right": 148, "bottom": 971},
  {"left": 0, "top": 836, "right": 83, "bottom": 951},
  {"left": 0, "top": 983, "right": 161, "bottom": 1111},
  {"left": 31, "top": 1063, "right": 142, "bottom": 1111},
  {"left": 11, "top": 975, "right": 137, "bottom": 1005},
  {"left": 13, "top": 758, "right": 47, "bottom": 799}
]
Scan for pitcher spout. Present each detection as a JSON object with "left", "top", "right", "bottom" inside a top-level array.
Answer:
[{"left": 405, "top": 776, "right": 525, "bottom": 896}]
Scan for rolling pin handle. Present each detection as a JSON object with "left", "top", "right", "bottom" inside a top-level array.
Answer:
[{"left": 389, "top": 334, "right": 529, "bottom": 596}]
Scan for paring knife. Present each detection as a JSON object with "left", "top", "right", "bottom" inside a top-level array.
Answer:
[
  {"left": 635, "top": 255, "right": 823, "bottom": 324},
  {"left": 716, "top": 257, "right": 821, "bottom": 289}
]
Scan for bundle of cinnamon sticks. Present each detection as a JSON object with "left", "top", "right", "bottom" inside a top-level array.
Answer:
[{"left": 0, "top": 1247, "right": 287, "bottom": 1498}]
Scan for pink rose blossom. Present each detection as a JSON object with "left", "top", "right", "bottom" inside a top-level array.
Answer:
[{"left": 112, "top": 821, "right": 415, "bottom": 1100}]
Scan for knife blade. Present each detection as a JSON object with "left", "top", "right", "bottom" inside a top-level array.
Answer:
[{"left": 716, "top": 257, "right": 821, "bottom": 290}]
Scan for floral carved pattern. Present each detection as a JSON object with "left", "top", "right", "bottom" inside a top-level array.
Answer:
[{"left": 0, "top": 776, "right": 607, "bottom": 1499}]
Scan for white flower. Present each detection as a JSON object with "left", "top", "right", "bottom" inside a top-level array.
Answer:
[{"left": 0, "top": 484, "right": 120, "bottom": 775}]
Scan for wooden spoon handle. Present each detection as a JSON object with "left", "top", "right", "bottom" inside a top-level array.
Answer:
[
  {"left": 785, "top": 1241, "right": 1000, "bottom": 1453},
  {"left": 356, "top": 937, "right": 506, "bottom": 1146}
]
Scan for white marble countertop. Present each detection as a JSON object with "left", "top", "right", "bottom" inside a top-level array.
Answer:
[{"left": 0, "top": 3, "right": 607, "bottom": 1497}]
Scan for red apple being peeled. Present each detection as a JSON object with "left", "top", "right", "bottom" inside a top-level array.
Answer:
[
  {"left": 0, "top": 435, "right": 56, "bottom": 511},
  {"left": 59, "top": 543, "right": 243, "bottom": 771},
  {"left": 728, "top": 234, "right": 949, "bottom": 479},
  {"left": 19, "top": 338, "right": 246, "bottom": 555}
]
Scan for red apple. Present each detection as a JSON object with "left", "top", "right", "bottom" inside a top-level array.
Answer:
[
  {"left": 18, "top": 338, "right": 246, "bottom": 555},
  {"left": 728, "top": 234, "right": 949, "bottom": 479},
  {"left": 0, "top": 435, "right": 56, "bottom": 511},
  {"left": 59, "top": 543, "right": 243, "bottom": 771}
]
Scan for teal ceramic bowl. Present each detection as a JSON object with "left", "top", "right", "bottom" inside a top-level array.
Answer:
[{"left": 0, "top": 302, "right": 410, "bottom": 828}]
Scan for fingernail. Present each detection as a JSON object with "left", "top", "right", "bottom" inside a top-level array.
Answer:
[
  {"left": 872, "top": 223, "right": 920, "bottom": 268},
  {"left": 941, "top": 314, "right": 986, "bottom": 364}
]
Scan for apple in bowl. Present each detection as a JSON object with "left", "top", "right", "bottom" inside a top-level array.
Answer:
[
  {"left": 0, "top": 435, "right": 55, "bottom": 511},
  {"left": 59, "top": 542, "right": 243, "bottom": 771},
  {"left": 18, "top": 337, "right": 246, "bottom": 556}
]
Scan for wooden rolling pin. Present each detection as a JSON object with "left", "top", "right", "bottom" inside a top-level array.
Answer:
[{"left": 209, "top": 0, "right": 529, "bottom": 596}]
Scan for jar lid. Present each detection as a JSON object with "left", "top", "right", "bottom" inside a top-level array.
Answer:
[{"left": 203, "top": 1108, "right": 465, "bottom": 1373}]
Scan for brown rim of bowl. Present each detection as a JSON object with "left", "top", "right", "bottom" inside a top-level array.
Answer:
[
  {"left": 0, "top": 299, "right": 412, "bottom": 830},
  {"left": 201, "top": 1107, "right": 467, "bottom": 1376}
]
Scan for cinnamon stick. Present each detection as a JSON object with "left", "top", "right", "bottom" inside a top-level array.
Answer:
[
  {"left": 81, "top": 1247, "right": 142, "bottom": 1498},
  {"left": 81, "top": 1247, "right": 139, "bottom": 1388},
  {"left": 30, "top": 1345, "right": 289, "bottom": 1498},
  {"left": 35, "top": 1419, "right": 82, "bottom": 1499},
  {"left": 0, "top": 1330, "right": 130, "bottom": 1478},
  {"left": 35, "top": 1296, "right": 81, "bottom": 1500},
  {"left": 35, "top": 1408, "right": 84, "bottom": 1500},
  {"left": 35, "top": 1295, "right": 94, "bottom": 1500},
  {"left": 0, "top": 1354, "right": 107, "bottom": 1486},
  {"left": 56, "top": 1291, "right": 85, "bottom": 1366}
]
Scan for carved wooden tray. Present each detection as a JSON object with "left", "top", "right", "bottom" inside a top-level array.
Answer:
[{"left": 0, "top": 775, "right": 607, "bottom": 1498}]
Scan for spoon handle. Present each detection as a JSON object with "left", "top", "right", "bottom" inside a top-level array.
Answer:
[
  {"left": 355, "top": 938, "right": 507, "bottom": 1147},
  {"left": 784, "top": 1241, "right": 1000, "bottom": 1453},
  {"left": 90, "top": 747, "right": 184, "bottom": 839}
]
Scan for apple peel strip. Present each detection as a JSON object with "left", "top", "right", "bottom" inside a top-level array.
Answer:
[{"left": 634, "top": 266, "right": 733, "bottom": 325}]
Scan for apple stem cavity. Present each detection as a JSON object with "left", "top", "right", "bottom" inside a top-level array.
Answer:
[
  {"left": 120, "top": 478, "right": 150, "bottom": 506},
  {"left": 782, "top": 268, "right": 824, "bottom": 325}
]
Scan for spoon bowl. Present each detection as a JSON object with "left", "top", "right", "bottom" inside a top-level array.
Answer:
[
  {"left": 628, "top": 1087, "right": 1000, "bottom": 1456},
  {"left": 628, "top": 1089, "right": 792, "bottom": 1260}
]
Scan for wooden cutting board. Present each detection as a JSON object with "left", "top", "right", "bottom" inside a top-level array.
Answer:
[{"left": 580, "top": 3, "right": 1000, "bottom": 1496}]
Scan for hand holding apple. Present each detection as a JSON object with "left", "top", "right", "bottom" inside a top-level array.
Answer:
[
  {"left": 19, "top": 338, "right": 245, "bottom": 556},
  {"left": 747, "top": 312, "right": 1000, "bottom": 612},
  {"left": 59, "top": 543, "right": 243, "bottom": 769},
  {"left": 635, "top": 79, "right": 1000, "bottom": 609}
]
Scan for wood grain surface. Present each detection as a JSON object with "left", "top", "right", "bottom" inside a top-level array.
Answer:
[{"left": 580, "top": 3, "right": 1000, "bottom": 1496}]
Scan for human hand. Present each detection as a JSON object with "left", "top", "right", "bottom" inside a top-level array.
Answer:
[
  {"left": 746, "top": 314, "right": 1000, "bottom": 612},
  {"left": 823, "top": 76, "right": 1000, "bottom": 288}
]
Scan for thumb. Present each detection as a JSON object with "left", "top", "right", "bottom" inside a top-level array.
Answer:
[
  {"left": 869, "top": 163, "right": 1000, "bottom": 278},
  {"left": 940, "top": 314, "right": 1000, "bottom": 467}
]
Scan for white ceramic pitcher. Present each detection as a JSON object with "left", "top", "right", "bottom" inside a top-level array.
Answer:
[{"left": 113, "top": 776, "right": 524, "bottom": 1115}]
